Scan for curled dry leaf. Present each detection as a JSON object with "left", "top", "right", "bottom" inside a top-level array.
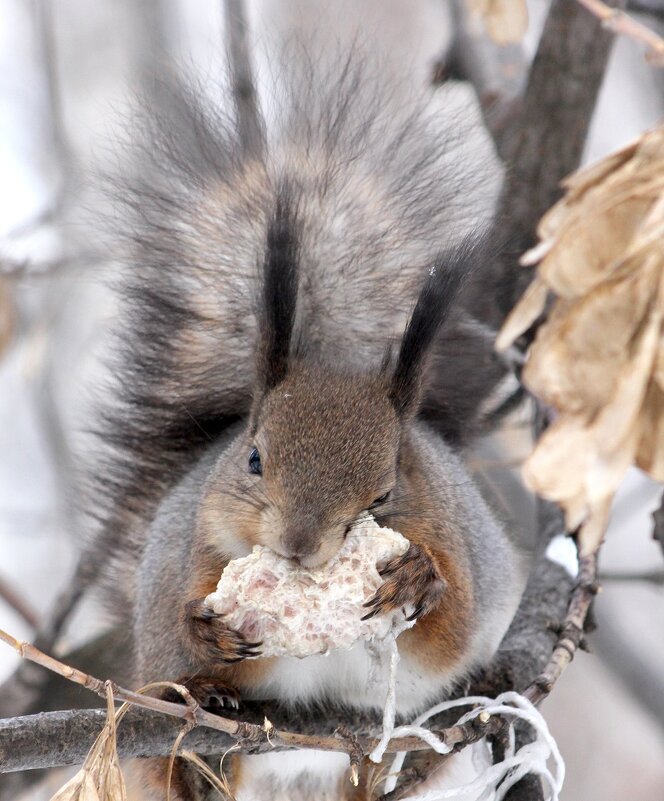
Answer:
[
  {"left": 466, "top": 0, "right": 529, "bottom": 45},
  {"left": 498, "top": 125, "right": 664, "bottom": 555},
  {"left": 0, "top": 277, "right": 16, "bottom": 359},
  {"left": 50, "top": 683, "right": 127, "bottom": 801}
]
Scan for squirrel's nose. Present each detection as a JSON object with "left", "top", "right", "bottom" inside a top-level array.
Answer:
[{"left": 279, "top": 529, "right": 321, "bottom": 561}]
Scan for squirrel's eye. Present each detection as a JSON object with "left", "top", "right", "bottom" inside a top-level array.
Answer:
[
  {"left": 248, "top": 447, "right": 262, "bottom": 475},
  {"left": 370, "top": 491, "right": 391, "bottom": 508}
]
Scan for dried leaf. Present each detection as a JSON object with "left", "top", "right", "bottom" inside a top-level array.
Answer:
[
  {"left": 495, "top": 277, "right": 548, "bottom": 351},
  {"left": 523, "top": 259, "right": 660, "bottom": 414},
  {"left": 0, "top": 277, "right": 16, "bottom": 359},
  {"left": 466, "top": 0, "right": 529, "bottom": 44},
  {"left": 50, "top": 685, "right": 127, "bottom": 801},
  {"left": 637, "top": 381, "right": 664, "bottom": 482},
  {"left": 499, "top": 124, "right": 664, "bottom": 553},
  {"left": 50, "top": 770, "right": 101, "bottom": 801}
]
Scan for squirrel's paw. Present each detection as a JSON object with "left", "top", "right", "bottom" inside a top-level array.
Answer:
[
  {"left": 362, "top": 543, "right": 446, "bottom": 622},
  {"left": 185, "top": 599, "right": 262, "bottom": 664},
  {"left": 164, "top": 676, "right": 241, "bottom": 711}
]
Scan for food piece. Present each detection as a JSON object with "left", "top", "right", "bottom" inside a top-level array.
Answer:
[{"left": 204, "top": 517, "right": 410, "bottom": 658}]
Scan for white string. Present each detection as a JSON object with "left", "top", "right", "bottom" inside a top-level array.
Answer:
[
  {"left": 368, "top": 615, "right": 415, "bottom": 763},
  {"left": 373, "top": 674, "right": 564, "bottom": 801},
  {"left": 364, "top": 609, "right": 564, "bottom": 800}
]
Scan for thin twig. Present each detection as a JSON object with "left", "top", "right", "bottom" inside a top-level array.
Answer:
[
  {"left": 0, "top": 626, "right": 503, "bottom": 767},
  {"left": 599, "top": 569, "right": 664, "bottom": 584},
  {"left": 524, "top": 550, "right": 600, "bottom": 705},
  {"left": 576, "top": 0, "right": 664, "bottom": 63},
  {"left": 0, "top": 576, "right": 39, "bottom": 629}
]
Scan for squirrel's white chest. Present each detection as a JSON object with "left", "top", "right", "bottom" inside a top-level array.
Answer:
[{"left": 244, "top": 639, "right": 446, "bottom": 716}]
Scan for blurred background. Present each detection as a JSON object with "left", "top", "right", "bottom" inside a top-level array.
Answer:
[{"left": 0, "top": 1, "right": 662, "bottom": 799}]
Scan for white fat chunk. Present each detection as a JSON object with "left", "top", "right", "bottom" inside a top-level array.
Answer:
[{"left": 204, "top": 517, "right": 410, "bottom": 658}]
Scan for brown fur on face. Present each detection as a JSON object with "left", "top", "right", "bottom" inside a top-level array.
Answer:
[{"left": 243, "top": 363, "right": 400, "bottom": 566}]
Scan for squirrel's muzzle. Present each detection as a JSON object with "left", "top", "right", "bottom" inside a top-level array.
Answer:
[{"left": 279, "top": 527, "right": 322, "bottom": 562}]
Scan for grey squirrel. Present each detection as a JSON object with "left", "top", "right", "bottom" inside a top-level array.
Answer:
[{"left": 90, "top": 52, "right": 528, "bottom": 800}]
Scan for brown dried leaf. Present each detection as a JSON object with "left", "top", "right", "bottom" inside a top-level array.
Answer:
[
  {"left": 50, "top": 770, "right": 102, "bottom": 801},
  {"left": 524, "top": 302, "right": 660, "bottom": 552},
  {"left": 500, "top": 124, "right": 664, "bottom": 554},
  {"left": 537, "top": 190, "right": 655, "bottom": 298},
  {"left": 0, "top": 278, "right": 16, "bottom": 359},
  {"left": 495, "top": 277, "right": 548, "bottom": 351},
  {"left": 637, "top": 374, "right": 664, "bottom": 482},
  {"left": 50, "top": 685, "right": 127, "bottom": 801},
  {"left": 523, "top": 258, "right": 660, "bottom": 414},
  {"left": 561, "top": 140, "right": 639, "bottom": 203},
  {"left": 466, "top": 0, "right": 528, "bottom": 44}
]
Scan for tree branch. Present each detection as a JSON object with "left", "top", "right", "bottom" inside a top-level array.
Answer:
[
  {"left": 223, "top": 0, "right": 263, "bottom": 156},
  {"left": 577, "top": 0, "right": 664, "bottom": 63},
  {"left": 653, "top": 490, "right": 664, "bottom": 559},
  {"left": 0, "top": 626, "right": 510, "bottom": 774},
  {"left": 483, "top": 0, "right": 626, "bottom": 324},
  {"left": 0, "top": 575, "right": 38, "bottom": 629},
  {"left": 524, "top": 551, "right": 599, "bottom": 706},
  {"left": 445, "top": 0, "right": 527, "bottom": 161},
  {"left": 0, "top": 703, "right": 512, "bottom": 775}
]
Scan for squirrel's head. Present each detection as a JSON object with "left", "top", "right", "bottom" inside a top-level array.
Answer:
[
  {"left": 246, "top": 365, "right": 400, "bottom": 567},
  {"left": 228, "top": 183, "right": 468, "bottom": 567}
]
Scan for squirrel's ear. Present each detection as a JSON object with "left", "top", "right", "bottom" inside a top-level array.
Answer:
[
  {"left": 255, "top": 183, "right": 300, "bottom": 399},
  {"left": 389, "top": 237, "right": 477, "bottom": 418}
]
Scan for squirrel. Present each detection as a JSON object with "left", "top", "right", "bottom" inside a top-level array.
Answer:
[{"left": 89, "top": 51, "right": 529, "bottom": 801}]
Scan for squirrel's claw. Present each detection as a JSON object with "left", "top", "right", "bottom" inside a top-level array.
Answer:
[
  {"left": 362, "top": 544, "right": 446, "bottom": 622},
  {"left": 185, "top": 599, "right": 263, "bottom": 664},
  {"left": 167, "top": 676, "right": 242, "bottom": 712}
]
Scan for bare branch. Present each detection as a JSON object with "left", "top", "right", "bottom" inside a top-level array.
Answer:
[
  {"left": 0, "top": 553, "right": 97, "bottom": 719},
  {"left": 223, "top": 0, "right": 263, "bottom": 156},
  {"left": 478, "top": 0, "right": 626, "bottom": 324},
  {"left": 524, "top": 551, "right": 600, "bottom": 706},
  {"left": 446, "top": 0, "right": 527, "bottom": 161},
  {"left": 577, "top": 0, "right": 664, "bottom": 63},
  {"left": 0, "top": 703, "right": 508, "bottom": 775},
  {"left": 653, "top": 491, "right": 664, "bottom": 559},
  {"left": 0, "top": 626, "right": 512, "bottom": 776},
  {"left": 0, "top": 575, "right": 38, "bottom": 629},
  {"left": 599, "top": 569, "right": 664, "bottom": 584},
  {"left": 0, "top": 559, "right": 572, "bottom": 792}
]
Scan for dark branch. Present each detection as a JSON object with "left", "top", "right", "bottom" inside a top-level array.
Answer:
[
  {"left": 476, "top": 0, "right": 625, "bottom": 325},
  {"left": 445, "top": 0, "right": 527, "bottom": 160},
  {"left": 0, "top": 557, "right": 572, "bottom": 786},
  {"left": 0, "top": 575, "right": 38, "bottom": 629},
  {"left": 223, "top": 0, "right": 263, "bottom": 156},
  {"left": 0, "top": 553, "right": 96, "bottom": 720},
  {"left": 653, "top": 491, "right": 664, "bottom": 559}
]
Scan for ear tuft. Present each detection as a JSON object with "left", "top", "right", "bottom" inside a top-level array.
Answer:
[
  {"left": 389, "top": 235, "right": 482, "bottom": 417},
  {"left": 256, "top": 181, "right": 300, "bottom": 397}
]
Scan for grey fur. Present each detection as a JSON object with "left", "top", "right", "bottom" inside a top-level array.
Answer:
[{"left": 88, "top": 49, "right": 505, "bottom": 622}]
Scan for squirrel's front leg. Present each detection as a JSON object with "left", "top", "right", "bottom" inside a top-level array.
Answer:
[
  {"left": 180, "top": 547, "right": 263, "bottom": 667},
  {"left": 168, "top": 554, "right": 261, "bottom": 714},
  {"left": 185, "top": 598, "right": 263, "bottom": 664},
  {"left": 363, "top": 537, "right": 475, "bottom": 672},
  {"left": 362, "top": 543, "right": 447, "bottom": 621}
]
